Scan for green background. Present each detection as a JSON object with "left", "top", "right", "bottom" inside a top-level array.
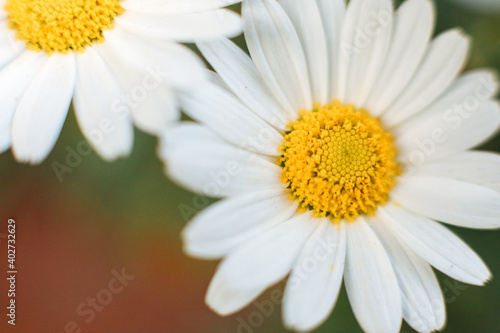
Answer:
[{"left": 1, "top": 1, "right": 500, "bottom": 332}]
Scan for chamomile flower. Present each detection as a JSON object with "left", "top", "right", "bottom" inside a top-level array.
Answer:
[
  {"left": 0, "top": 0, "right": 242, "bottom": 164},
  {"left": 160, "top": 0, "right": 500, "bottom": 332}
]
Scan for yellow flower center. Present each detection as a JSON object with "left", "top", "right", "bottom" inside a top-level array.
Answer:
[
  {"left": 4, "top": 0, "right": 124, "bottom": 53},
  {"left": 280, "top": 100, "right": 400, "bottom": 222}
]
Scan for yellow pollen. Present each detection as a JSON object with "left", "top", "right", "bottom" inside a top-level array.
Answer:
[
  {"left": 5, "top": 0, "right": 124, "bottom": 54},
  {"left": 280, "top": 100, "right": 400, "bottom": 223}
]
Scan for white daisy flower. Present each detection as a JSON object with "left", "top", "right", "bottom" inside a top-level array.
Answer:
[
  {"left": 0, "top": 0, "right": 242, "bottom": 164},
  {"left": 159, "top": 0, "right": 500, "bottom": 332}
]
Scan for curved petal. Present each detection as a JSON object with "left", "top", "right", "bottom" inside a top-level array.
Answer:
[
  {"left": 213, "top": 212, "right": 320, "bottom": 291},
  {"left": 97, "top": 29, "right": 209, "bottom": 134},
  {"left": 0, "top": 51, "right": 47, "bottom": 155},
  {"left": 382, "top": 29, "right": 470, "bottom": 126},
  {"left": 242, "top": 0, "right": 312, "bottom": 114},
  {"left": 378, "top": 204, "right": 491, "bottom": 285},
  {"left": 337, "top": 0, "right": 393, "bottom": 107},
  {"left": 73, "top": 48, "right": 134, "bottom": 161},
  {"left": 370, "top": 218, "right": 446, "bottom": 333},
  {"left": 12, "top": 53, "right": 75, "bottom": 164},
  {"left": 279, "top": 0, "right": 329, "bottom": 104},
  {"left": 205, "top": 275, "right": 266, "bottom": 316},
  {"left": 413, "top": 151, "right": 500, "bottom": 192},
  {"left": 283, "top": 221, "right": 346, "bottom": 332},
  {"left": 160, "top": 123, "right": 283, "bottom": 198},
  {"left": 344, "top": 218, "right": 402, "bottom": 333},
  {"left": 182, "top": 189, "right": 298, "bottom": 259},
  {"left": 0, "top": 21, "right": 26, "bottom": 70},
  {"left": 392, "top": 176, "right": 500, "bottom": 229},
  {"left": 179, "top": 81, "right": 284, "bottom": 156},
  {"left": 364, "top": 0, "right": 434, "bottom": 115},
  {"left": 205, "top": 69, "right": 232, "bottom": 91},
  {"left": 132, "top": 86, "right": 180, "bottom": 135},
  {"left": 96, "top": 38, "right": 181, "bottom": 135},
  {"left": 116, "top": 8, "right": 242, "bottom": 42},
  {"left": 397, "top": 101, "right": 500, "bottom": 163},
  {"left": 396, "top": 69, "right": 498, "bottom": 135},
  {"left": 316, "top": 0, "right": 345, "bottom": 101},
  {"left": 122, "top": 0, "right": 241, "bottom": 14},
  {"left": 0, "top": 0, "right": 6, "bottom": 20},
  {"left": 197, "top": 38, "right": 288, "bottom": 128},
  {"left": 101, "top": 28, "right": 206, "bottom": 90}
]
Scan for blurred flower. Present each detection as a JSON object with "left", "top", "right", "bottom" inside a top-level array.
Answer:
[
  {"left": 0, "top": 0, "right": 241, "bottom": 164},
  {"left": 160, "top": 0, "right": 500, "bottom": 332},
  {"left": 449, "top": 0, "right": 500, "bottom": 13}
]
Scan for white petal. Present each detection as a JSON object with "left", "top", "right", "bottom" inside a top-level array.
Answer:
[
  {"left": 204, "top": 69, "right": 232, "bottom": 91},
  {"left": 378, "top": 204, "right": 491, "bottom": 285},
  {"left": 370, "top": 219, "right": 445, "bottom": 333},
  {"left": 398, "top": 101, "right": 500, "bottom": 164},
  {"left": 197, "top": 38, "right": 288, "bottom": 129},
  {"left": 160, "top": 123, "right": 283, "bottom": 198},
  {"left": 213, "top": 212, "right": 320, "bottom": 291},
  {"left": 279, "top": 0, "right": 328, "bottom": 104},
  {"left": 392, "top": 176, "right": 500, "bottom": 229},
  {"left": 116, "top": 9, "right": 242, "bottom": 42},
  {"left": 382, "top": 29, "right": 470, "bottom": 126},
  {"left": 0, "top": 51, "right": 47, "bottom": 155},
  {"left": 344, "top": 218, "right": 402, "bottom": 333},
  {"left": 413, "top": 151, "right": 500, "bottom": 192},
  {"left": 364, "top": 0, "right": 434, "bottom": 115},
  {"left": 242, "top": 0, "right": 312, "bottom": 114},
  {"left": 283, "top": 221, "right": 346, "bottom": 332},
  {"left": 0, "top": 21, "right": 25, "bottom": 69},
  {"left": 0, "top": 0, "right": 5, "bottom": 20},
  {"left": 73, "top": 48, "right": 134, "bottom": 161},
  {"left": 182, "top": 189, "right": 298, "bottom": 259},
  {"left": 315, "top": 0, "right": 345, "bottom": 101},
  {"left": 101, "top": 28, "right": 206, "bottom": 90},
  {"left": 134, "top": 86, "right": 180, "bottom": 135},
  {"left": 123, "top": 0, "right": 241, "bottom": 14},
  {"left": 206, "top": 274, "right": 266, "bottom": 316},
  {"left": 12, "top": 53, "right": 75, "bottom": 164},
  {"left": 396, "top": 69, "right": 498, "bottom": 132},
  {"left": 337, "top": 0, "right": 393, "bottom": 107},
  {"left": 396, "top": 71, "right": 500, "bottom": 161},
  {"left": 95, "top": 37, "right": 181, "bottom": 135},
  {"left": 179, "top": 81, "right": 284, "bottom": 156}
]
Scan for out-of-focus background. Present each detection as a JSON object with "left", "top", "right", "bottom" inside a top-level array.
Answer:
[{"left": 1, "top": 1, "right": 500, "bottom": 332}]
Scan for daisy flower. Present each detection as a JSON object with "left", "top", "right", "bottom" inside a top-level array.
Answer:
[
  {"left": 0, "top": 0, "right": 242, "bottom": 164},
  {"left": 160, "top": 0, "right": 500, "bottom": 332}
]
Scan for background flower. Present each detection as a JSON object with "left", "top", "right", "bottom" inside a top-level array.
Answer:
[{"left": 0, "top": 0, "right": 241, "bottom": 164}]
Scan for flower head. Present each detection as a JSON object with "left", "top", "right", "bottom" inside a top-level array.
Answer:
[
  {"left": 0, "top": 0, "right": 242, "bottom": 164},
  {"left": 6, "top": 0, "right": 124, "bottom": 53},
  {"left": 160, "top": 0, "right": 500, "bottom": 332},
  {"left": 280, "top": 100, "right": 400, "bottom": 221}
]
